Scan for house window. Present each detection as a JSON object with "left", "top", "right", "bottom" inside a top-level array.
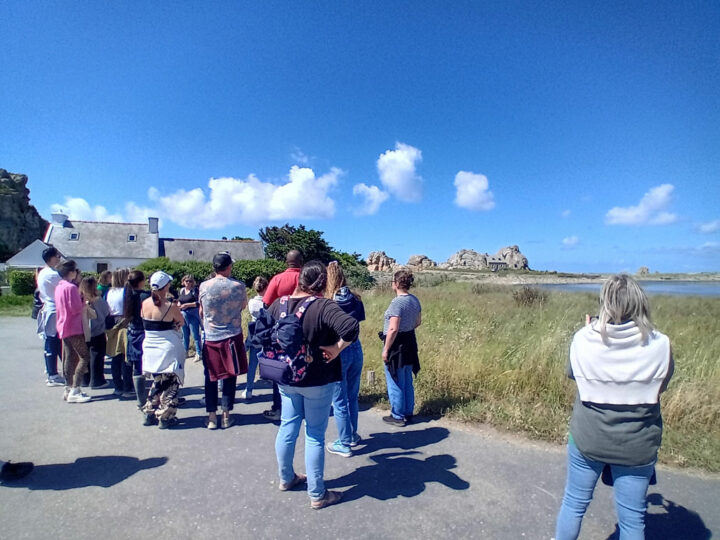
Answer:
[
  {"left": 69, "top": 232, "right": 79, "bottom": 240},
  {"left": 188, "top": 250, "right": 193, "bottom": 255},
  {"left": 128, "top": 234, "right": 137, "bottom": 242},
  {"left": 97, "top": 263, "right": 108, "bottom": 273}
]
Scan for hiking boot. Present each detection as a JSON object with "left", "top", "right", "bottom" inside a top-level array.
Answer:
[
  {"left": 382, "top": 415, "right": 405, "bottom": 427},
  {"left": 326, "top": 441, "right": 352, "bottom": 458},
  {"left": 263, "top": 408, "right": 281, "bottom": 421},
  {"left": 143, "top": 413, "right": 157, "bottom": 426},
  {"left": 0, "top": 461, "right": 34, "bottom": 482},
  {"left": 310, "top": 490, "right": 343, "bottom": 510},
  {"left": 279, "top": 473, "right": 307, "bottom": 491},
  {"left": 67, "top": 389, "right": 91, "bottom": 403}
]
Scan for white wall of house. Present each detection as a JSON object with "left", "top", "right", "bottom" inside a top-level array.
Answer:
[{"left": 71, "top": 258, "right": 151, "bottom": 273}]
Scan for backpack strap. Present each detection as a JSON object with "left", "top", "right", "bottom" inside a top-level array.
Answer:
[
  {"left": 294, "top": 296, "right": 317, "bottom": 319},
  {"left": 279, "top": 296, "right": 289, "bottom": 318}
]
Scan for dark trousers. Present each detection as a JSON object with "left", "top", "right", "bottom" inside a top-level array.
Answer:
[
  {"left": 44, "top": 334, "right": 61, "bottom": 377},
  {"left": 205, "top": 372, "right": 237, "bottom": 413},
  {"left": 83, "top": 334, "right": 107, "bottom": 387},
  {"left": 272, "top": 381, "right": 281, "bottom": 411},
  {"left": 110, "top": 354, "right": 133, "bottom": 392}
]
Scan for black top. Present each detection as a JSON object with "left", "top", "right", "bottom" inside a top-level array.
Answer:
[
  {"left": 128, "top": 290, "right": 151, "bottom": 331},
  {"left": 178, "top": 286, "right": 199, "bottom": 307},
  {"left": 268, "top": 296, "right": 360, "bottom": 387},
  {"left": 143, "top": 319, "right": 175, "bottom": 331}
]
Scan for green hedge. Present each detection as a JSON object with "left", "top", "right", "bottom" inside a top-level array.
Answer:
[
  {"left": 9, "top": 270, "right": 35, "bottom": 296},
  {"left": 136, "top": 257, "right": 286, "bottom": 288}
]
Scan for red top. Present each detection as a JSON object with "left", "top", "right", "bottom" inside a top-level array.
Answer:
[
  {"left": 55, "top": 279, "right": 84, "bottom": 339},
  {"left": 263, "top": 268, "right": 301, "bottom": 306}
]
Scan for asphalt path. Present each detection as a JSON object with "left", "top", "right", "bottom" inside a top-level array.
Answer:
[{"left": 0, "top": 317, "right": 717, "bottom": 539}]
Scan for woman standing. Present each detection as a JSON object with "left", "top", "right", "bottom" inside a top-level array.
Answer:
[
  {"left": 124, "top": 270, "right": 150, "bottom": 409},
  {"left": 97, "top": 270, "right": 112, "bottom": 300},
  {"left": 177, "top": 275, "right": 202, "bottom": 363},
  {"left": 54, "top": 260, "right": 92, "bottom": 403},
  {"left": 80, "top": 276, "right": 110, "bottom": 389},
  {"left": 140, "top": 271, "right": 186, "bottom": 429},
  {"left": 269, "top": 261, "right": 359, "bottom": 509},
  {"left": 243, "top": 276, "right": 268, "bottom": 401},
  {"left": 106, "top": 268, "right": 133, "bottom": 398},
  {"left": 381, "top": 269, "right": 422, "bottom": 427},
  {"left": 324, "top": 262, "right": 365, "bottom": 458},
  {"left": 555, "top": 275, "right": 674, "bottom": 540}
]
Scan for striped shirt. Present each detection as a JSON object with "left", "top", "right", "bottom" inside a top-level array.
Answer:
[{"left": 383, "top": 294, "right": 421, "bottom": 334}]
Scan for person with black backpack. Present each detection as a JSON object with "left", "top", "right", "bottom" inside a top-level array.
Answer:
[{"left": 257, "top": 261, "right": 359, "bottom": 510}]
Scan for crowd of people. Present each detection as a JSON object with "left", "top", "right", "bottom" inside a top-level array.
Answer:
[{"left": 25, "top": 246, "right": 675, "bottom": 533}]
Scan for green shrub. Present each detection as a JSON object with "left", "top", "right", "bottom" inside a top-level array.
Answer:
[
  {"left": 9, "top": 270, "right": 35, "bottom": 295},
  {"left": 344, "top": 265, "right": 375, "bottom": 290},
  {"left": 512, "top": 285, "right": 548, "bottom": 307},
  {"left": 0, "top": 294, "right": 33, "bottom": 307},
  {"left": 136, "top": 257, "right": 286, "bottom": 288}
]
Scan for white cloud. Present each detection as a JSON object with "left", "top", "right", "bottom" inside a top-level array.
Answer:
[
  {"left": 290, "top": 147, "right": 310, "bottom": 165},
  {"left": 563, "top": 235, "right": 579, "bottom": 247},
  {"left": 352, "top": 183, "right": 389, "bottom": 215},
  {"left": 699, "top": 219, "right": 720, "bottom": 234},
  {"left": 149, "top": 166, "right": 342, "bottom": 228},
  {"left": 605, "top": 184, "right": 678, "bottom": 225},
  {"left": 561, "top": 209, "right": 571, "bottom": 218},
  {"left": 124, "top": 202, "right": 158, "bottom": 224},
  {"left": 377, "top": 142, "right": 423, "bottom": 202},
  {"left": 453, "top": 171, "right": 495, "bottom": 211},
  {"left": 700, "top": 241, "right": 720, "bottom": 251},
  {"left": 51, "top": 197, "right": 124, "bottom": 222}
]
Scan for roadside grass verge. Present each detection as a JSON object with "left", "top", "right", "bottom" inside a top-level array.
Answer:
[
  {"left": 358, "top": 282, "right": 720, "bottom": 472},
  {"left": 0, "top": 294, "right": 33, "bottom": 317}
]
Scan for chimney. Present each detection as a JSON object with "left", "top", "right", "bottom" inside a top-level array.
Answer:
[
  {"left": 51, "top": 212, "right": 68, "bottom": 226},
  {"left": 148, "top": 217, "right": 159, "bottom": 234}
]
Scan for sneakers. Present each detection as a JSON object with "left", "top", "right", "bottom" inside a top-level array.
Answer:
[
  {"left": 222, "top": 415, "right": 234, "bottom": 429},
  {"left": 0, "top": 461, "right": 34, "bottom": 482},
  {"left": 326, "top": 441, "right": 352, "bottom": 458},
  {"left": 143, "top": 413, "right": 158, "bottom": 426},
  {"left": 67, "top": 389, "right": 91, "bottom": 403},
  {"left": 159, "top": 417, "right": 179, "bottom": 429},
  {"left": 349, "top": 433, "right": 362, "bottom": 448},
  {"left": 121, "top": 391, "right": 135, "bottom": 400},
  {"left": 63, "top": 387, "right": 71, "bottom": 401},
  {"left": 240, "top": 389, "right": 253, "bottom": 401},
  {"left": 263, "top": 408, "right": 281, "bottom": 421},
  {"left": 279, "top": 473, "right": 307, "bottom": 491},
  {"left": 382, "top": 415, "right": 406, "bottom": 427},
  {"left": 46, "top": 375, "right": 65, "bottom": 387},
  {"left": 310, "top": 490, "right": 343, "bottom": 510},
  {"left": 176, "top": 397, "right": 186, "bottom": 407},
  {"left": 193, "top": 354, "right": 202, "bottom": 363},
  {"left": 206, "top": 418, "right": 218, "bottom": 430}
]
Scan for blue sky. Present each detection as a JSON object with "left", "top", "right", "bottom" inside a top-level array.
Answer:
[{"left": 2, "top": 1, "right": 719, "bottom": 272}]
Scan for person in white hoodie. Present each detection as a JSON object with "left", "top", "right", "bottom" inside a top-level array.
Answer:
[{"left": 555, "top": 274, "right": 674, "bottom": 540}]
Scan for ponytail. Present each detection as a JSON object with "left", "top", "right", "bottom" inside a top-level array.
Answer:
[{"left": 123, "top": 270, "right": 145, "bottom": 319}]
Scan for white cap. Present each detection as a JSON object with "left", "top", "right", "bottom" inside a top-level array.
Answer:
[{"left": 150, "top": 271, "right": 172, "bottom": 290}]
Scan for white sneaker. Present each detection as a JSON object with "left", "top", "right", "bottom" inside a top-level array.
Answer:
[
  {"left": 67, "top": 389, "right": 91, "bottom": 403},
  {"left": 63, "top": 387, "right": 71, "bottom": 401},
  {"left": 240, "top": 389, "right": 252, "bottom": 401},
  {"left": 46, "top": 375, "right": 65, "bottom": 387}
]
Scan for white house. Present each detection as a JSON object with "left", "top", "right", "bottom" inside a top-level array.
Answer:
[{"left": 6, "top": 213, "right": 265, "bottom": 273}]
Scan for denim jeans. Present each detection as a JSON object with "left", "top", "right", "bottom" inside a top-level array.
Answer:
[
  {"left": 276, "top": 383, "right": 334, "bottom": 500},
  {"left": 555, "top": 441, "right": 655, "bottom": 540},
  {"left": 245, "top": 345, "right": 259, "bottom": 394},
  {"left": 44, "top": 334, "right": 61, "bottom": 377},
  {"left": 181, "top": 308, "right": 202, "bottom": 358},
  {"left": 384, "top": 363, "right": 414, "bottom": 420},
  {"left": 110, "top": 354, "right": 133, "bottom": 392},
  {"left": 332, "top": 340, "right": 363, "bottom": 445}
]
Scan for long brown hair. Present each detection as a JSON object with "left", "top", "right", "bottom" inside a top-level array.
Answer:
[
  {"left": 80, "top": 276, "right": 98, "bottom": 302},
  {"left": 123, "top": 270, "right": 145, "bottom": 319}
]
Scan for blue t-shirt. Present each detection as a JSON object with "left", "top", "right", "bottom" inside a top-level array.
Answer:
[{"left": 383, "top": 294, "right": 421, "bottom": 334}]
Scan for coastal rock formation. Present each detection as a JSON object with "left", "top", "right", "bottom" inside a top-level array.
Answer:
[
  {"left": 443, "top": 246, "right": 529, "bottom": 271},
  {"left": 367, "top": 251, "right": 397, "bottom": 272},
  {"left": 407, "top": 254, "right": 436, "bottom": 269},
  {"left": 0, "top": 169, "right": 49, "bottom": 261}
]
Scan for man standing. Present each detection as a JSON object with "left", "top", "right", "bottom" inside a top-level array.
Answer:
[
  {"left": 36, "top": 247, "right": 65, "bottom": 387},
  {"left": 261, "top": 249, "right": 303, "bottom": 420},
  {"left": 199, "top": 252, "right": 248, "bottom": 430}
]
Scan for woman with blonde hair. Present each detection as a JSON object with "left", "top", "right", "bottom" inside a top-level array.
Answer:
[
  {"left": 324, "top": 262, "right": 365, "bottom": 457},
  {"left": 555, "top": 274, "right": 674, "bottom": 540},
  {"left": 107, "top": 268, "right": 133, "bottom": 398}
]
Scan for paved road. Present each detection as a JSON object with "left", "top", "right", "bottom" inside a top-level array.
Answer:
[{"left": 0, "top": 317, "right": 717, "bottom": 539}]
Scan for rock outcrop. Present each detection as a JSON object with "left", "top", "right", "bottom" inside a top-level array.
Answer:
[
  {"left": 442, "top": 246, "right": 529, "bottom": 271},
  {"left": 406, "top": 254, "right": 436, "bottom": 269},
  {"left": 0, "top": 169, "right": 48, "bottom": 261},
  {"left": 367, "top": 251, "right": 397, "bottom": 272}
]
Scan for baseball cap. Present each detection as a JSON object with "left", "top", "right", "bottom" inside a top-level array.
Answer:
[
  {"left": 213, "top": 251, "right": 234, "bottom": 270},
  {"left": 150, "top": 271, "right": 172, "bottom": 290}
]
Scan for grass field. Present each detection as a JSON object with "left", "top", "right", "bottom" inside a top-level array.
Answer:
[
  {"left": 357, "top": 282, "right": 720, "bottom": 472},
  {"left": 0, "top": 294, "right": 33, "bottom": 316}
]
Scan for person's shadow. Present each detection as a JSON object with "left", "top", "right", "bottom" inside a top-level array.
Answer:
[
  {"left": 351, "top": 426, "right": 451, "bottom": 456},
  {"left": 605, "top": 493, "right": 711, "bottom": 539},
  {"left": 327, "top": 450, "right": 470, "bottom": 503},
  {"left": 1, "top": 456, "right": 168, "bottom": 490}
]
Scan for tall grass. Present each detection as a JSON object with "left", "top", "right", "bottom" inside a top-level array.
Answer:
[{"left": 358, "top": 282, "right": 720, "bottom": 472}]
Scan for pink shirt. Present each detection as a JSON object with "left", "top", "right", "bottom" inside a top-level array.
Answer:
[{"left": 55, "top": 279, "right": 84, "bottom": 339}]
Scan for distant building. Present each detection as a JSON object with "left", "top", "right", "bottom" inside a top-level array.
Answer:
[{"left": 7, "top": 213, "right": 264, "bottom": 272}]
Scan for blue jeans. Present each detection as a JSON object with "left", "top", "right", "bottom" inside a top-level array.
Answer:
[
  {"left": 276, "top": 383, "right": 334, "bottom": 500},
  {"left": 246, "top": 345, "right": 259, "bottom": 394},
  {"left": 182, "top": 308, "right": 202, "bottom": 358},
  {"left": 44, "top": 334, "right": 61, "bottom": 377},
  {"left": 555, "top": 441, "right": 654, "bottom": 540},
  {"left": 384, "top": 363, "right": 414, "bottom": 420},
  {"left": 332, "top": 340, "right": 363, "bottom": 445}
]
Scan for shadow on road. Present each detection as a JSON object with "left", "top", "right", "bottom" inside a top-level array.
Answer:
[
  {"left": 605, "top": 493, "right": 711, "bottom": 540},
  {"left": 1, "top": 456, "right": 168, "bottom": 490},
  {"left": 172, "top": 412, "right": 273, "bottom": 430},
  {"left": 351, "top": 426, "right": 451, "bottom": 457},
  {"left": 327, "top": 450, "right": 470, "bottom": 503}
]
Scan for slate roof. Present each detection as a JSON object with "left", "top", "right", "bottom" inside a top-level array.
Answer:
[
  {"left": 6, "top": 239, "right": 50, "bottom": 268},
  {"left": 45, "top": 220, "right": 159, "bottom": 259},
  {"left": 161, "top": 238, "right": 263, "bottom": 262}
]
